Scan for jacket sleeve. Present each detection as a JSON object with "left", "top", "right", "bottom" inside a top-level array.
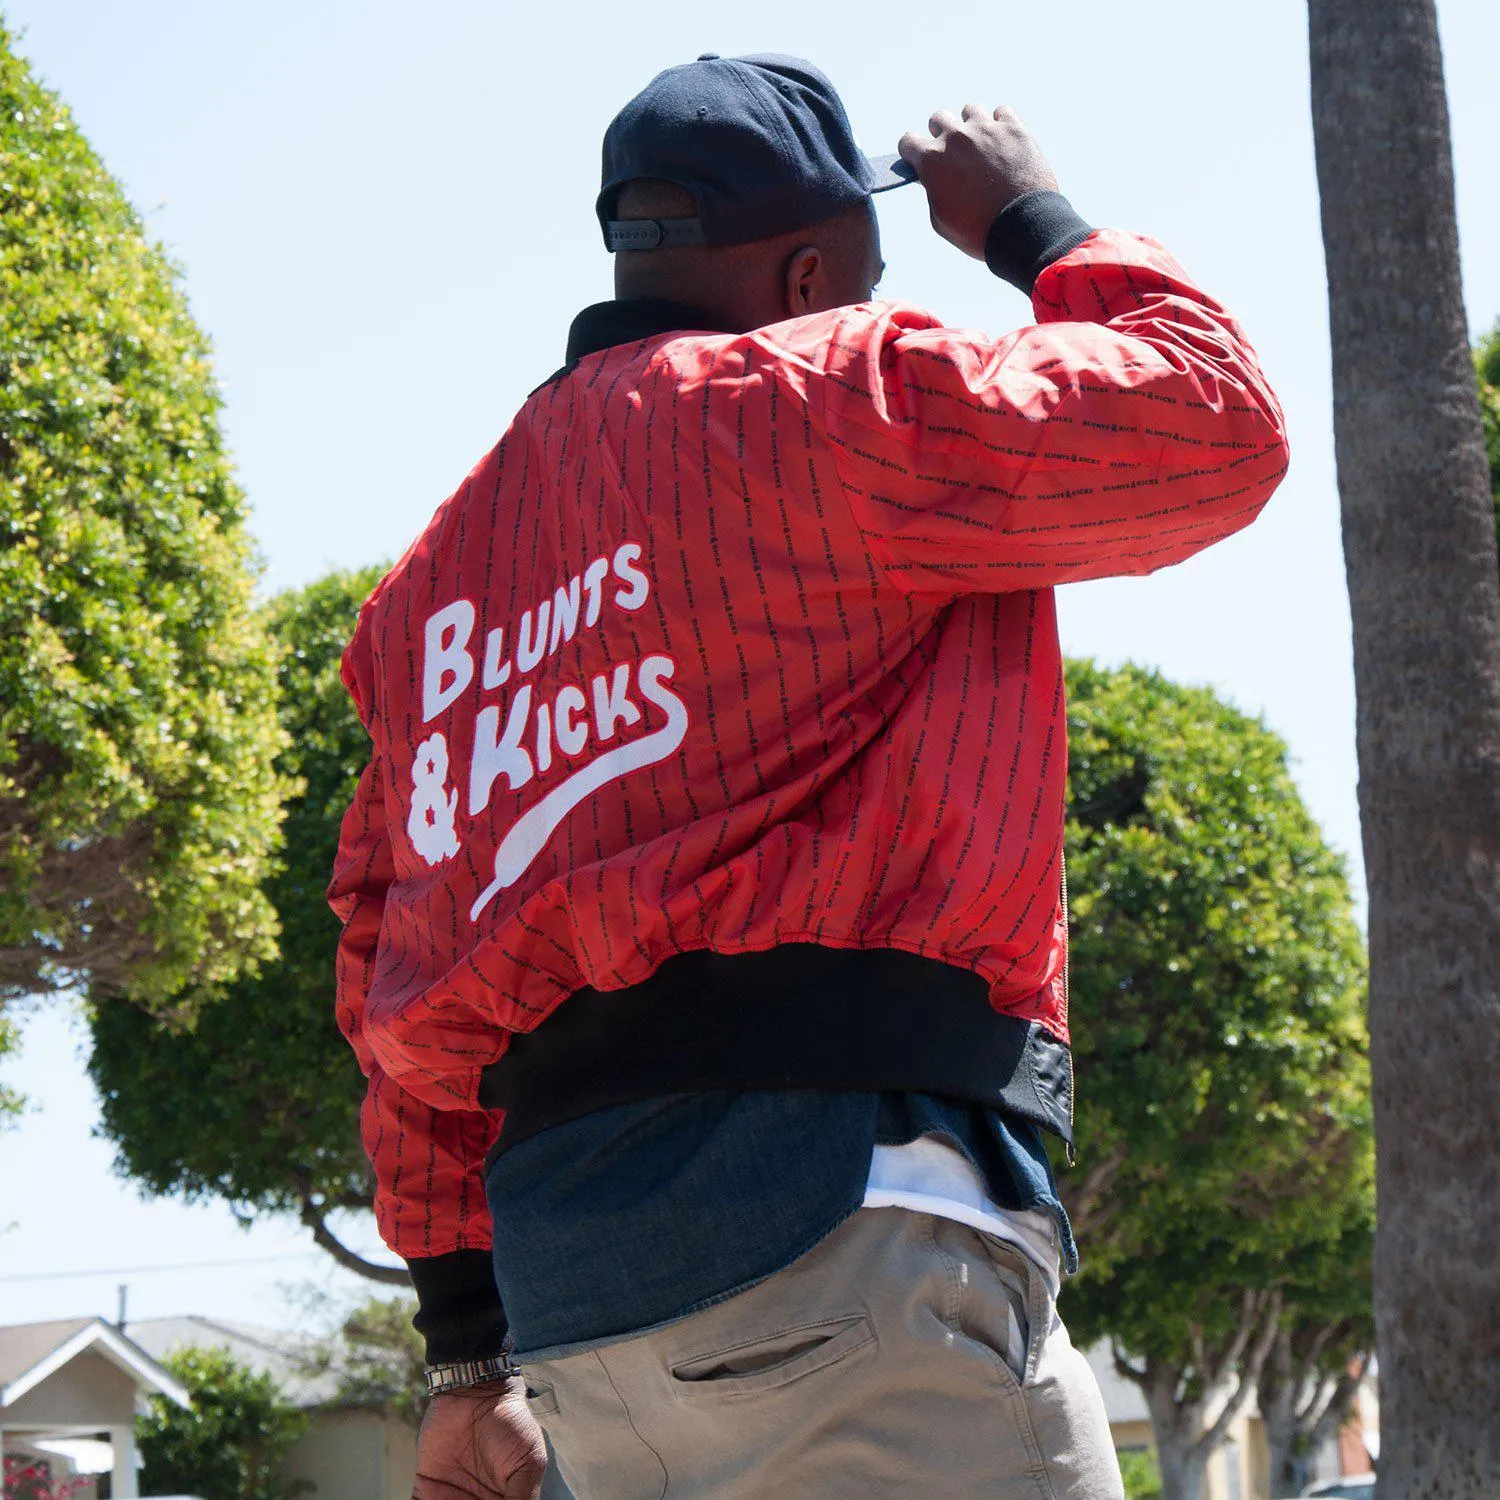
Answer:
[
  {"left": 330, "top": 613, "right": 510, "bottom": 1363},
  {"left": 811, "top": 223, "right": 1289, "bottom": 598}
]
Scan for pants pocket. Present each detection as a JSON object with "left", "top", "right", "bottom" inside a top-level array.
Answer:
[
  {"left": 668, "top": 1313, "right": 874, "bottom": 1396},
  {"left": 932, "top": 1219, "right": 1046, "bottom": 1387},
  {"left": 523, "top": 1380, "right": 560, "bottom": 1417},
  {"left": 977, "top": 1239, "right": 1035, "bottom": 1382}
]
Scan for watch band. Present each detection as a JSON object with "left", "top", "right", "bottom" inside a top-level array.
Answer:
[{"left": 424, "top": 1354, "right": 522, "bottom": 1396}]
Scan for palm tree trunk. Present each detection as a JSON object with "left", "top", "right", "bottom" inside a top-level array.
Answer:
[{"left": 1308, "top": 2, "right": 1500, "bottom": 1496}]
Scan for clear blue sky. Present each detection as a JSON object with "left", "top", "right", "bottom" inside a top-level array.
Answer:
[{"left": 2, "top": 0, "right": 1497, "bottom": 1332}]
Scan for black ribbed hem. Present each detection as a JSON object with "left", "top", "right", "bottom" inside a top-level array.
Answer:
[
  {"left": 984, "top": 191, "right": 1094, "bottom": 294},
  {"left": 480, "top": 945, "right": 1074, "bottom": 1158},
  {"left": 408, "top": 1249, "right": 509, "bottom": 1364}
]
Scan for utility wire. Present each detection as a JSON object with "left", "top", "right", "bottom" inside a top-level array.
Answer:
[{"left": 0, "top": 1250, "right": 403, "bottom": 1283}]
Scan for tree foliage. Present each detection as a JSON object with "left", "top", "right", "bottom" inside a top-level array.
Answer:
[
  {"left": 1117, "top": 1449, "right": 1163, "bottom": 1500},
  {"left": 137, "top": 1345, "right": 308, "bottom": 1500},
  {"left": 1061, "top": 661, "right": 1369, "bottom": 1265},
  {"left": 0, "top": 1010, "right": 20, "bottom": 1122},
  {"left": 1257, "top": 1217, "right": 1374, "bottom": 1499},
  {"left": 299, "top": 1295, "right": 427, "bottom": 1426},
  {"left": 1056, "top": 662, "right": 1371, "bottom": 1500},
  {"left": 1476, "top": 320, "right": 1500, "bottom": 555},
  {"left": 0, "top": 24, "right": 284, "bottom": 1006},
  {"left": 89, "top": 566, "right": 390, "bottom": 1274}
]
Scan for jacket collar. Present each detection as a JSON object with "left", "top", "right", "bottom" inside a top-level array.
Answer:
[{"left": 564, "top": 298, "right": 740, "bottom": 363}]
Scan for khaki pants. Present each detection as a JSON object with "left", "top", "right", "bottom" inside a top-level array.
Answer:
[{"left": 523, "top": 1207, "right": 1124, "bottom": 1498}]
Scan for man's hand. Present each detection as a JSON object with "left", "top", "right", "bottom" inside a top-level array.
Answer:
[
  {"left": 897, "top": 104, "right": 1060, "bottom": 260},
  {"left": 413, "top": 1382, "right": 548, "bottom": 1499}
]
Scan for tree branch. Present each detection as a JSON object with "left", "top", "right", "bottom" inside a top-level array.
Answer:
[
  {"left": 325, "top": 1188, "right": 376, "bottom": 1214},
  {"left": 1061, "top": 1145, "right": 1128, "bottom": 1236},
  {"left": 1199, "top": 1289, "right": 1284, "bottom": 1453},
  {"left": 1311, "top": 1352, "right": 1370, "bottom": 1448},
  {"left": 1264, "top": 1323, "right": 1293, "bottom": 1401},
  {"left": 1189, "top": 1321, "right": 1210, "bottom": 1395},
  {"left": 299, "top": 1196, "right": 411, "bottom": 1286},
  {"left": 1302, "top": 1371, "right": 1341, "bottom": 1433},
  {"left": 1144, "top": 1359, "right": 1196, "bottom": 1433},
  {"left": 1292, "top": 1319, "right": 1347, "bottom": 1423},
  {"left": 1112, "top": 1338, "right": 1149, "bottom": 1386},
  {"left": 1203, "top": 1289, "right": 1263, "bottom": 1397}
]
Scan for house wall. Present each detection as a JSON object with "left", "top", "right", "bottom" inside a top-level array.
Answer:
[
  {"left": 283, "top": 1408, "right": 572, "bottom": 1500},
  {"left": 1107, "top": 1412, "right": 1277, "bottom": 1500},
  {"left": 1246, "top": 1416, "right": 1272, "bottom": 1499},
  {"left": 1111, "top": 1418, "right": 1156, "bottom": 1449},
  {"left": 2, "top": 1354, "right": 138, "bottom": 1429},
  {"left": 281, "top": 1408, "right": 387, "bottom": 1499},
  {"left": 1208, "top": 1419, "right": 1251, "bottom": 1500},
  {"left": 381, "top": 1413, "right": 418, "bottom": 1500},
  {"left": 279, "top": 1407, "right": 422, "bottom": 1500}
]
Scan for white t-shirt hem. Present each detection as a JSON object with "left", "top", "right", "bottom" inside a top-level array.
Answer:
[{"left": 863, "top": 1135, "right": 1061, "bottom": 1298}]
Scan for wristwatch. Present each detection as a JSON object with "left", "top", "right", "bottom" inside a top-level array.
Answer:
[{"left": 424, "top": 1353, "right": 523, "bottom": 1397}]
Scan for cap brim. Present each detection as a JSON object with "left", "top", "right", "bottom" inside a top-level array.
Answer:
[{"left": 866, "top": 153, "right": 919, "bottom": 193}]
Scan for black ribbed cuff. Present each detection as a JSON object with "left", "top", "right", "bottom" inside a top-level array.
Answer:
[
  {"left": 407, "top": 1249, "right": 510, "bottom": 1364},
  {"left": 984, "top": 191, "right": 1094, "bottom": 295}
]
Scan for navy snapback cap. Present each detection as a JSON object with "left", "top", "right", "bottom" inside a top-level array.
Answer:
[{"left": 598, "top": 53, "right": 916, "bottom": 252}]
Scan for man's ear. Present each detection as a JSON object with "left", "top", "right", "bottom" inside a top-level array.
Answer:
[{"left": 783, "top": 245, "right": 824, "bottom": 318}]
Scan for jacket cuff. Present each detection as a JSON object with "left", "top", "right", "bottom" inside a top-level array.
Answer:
[
  {"left": 407, "top": 1249, "right": 510, "bottom": 1364},
  {"left": 984, "top": 191, "right": 1094, "bottom": 294}
]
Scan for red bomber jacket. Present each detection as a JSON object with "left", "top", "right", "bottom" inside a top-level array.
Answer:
[{"left": 330, "top": 224, "right": 1288, "bottom": 1337}]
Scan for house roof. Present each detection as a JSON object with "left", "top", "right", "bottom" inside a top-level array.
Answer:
[
  {"left": 0, "top": 1317, "right": 192, "bottom": 1410},
  {"left": 0, "top": 1319, "right": 93, "bottom": 1392},
  {"left": 125, "top": 1316, "right": 342, "bottom": 1408}
]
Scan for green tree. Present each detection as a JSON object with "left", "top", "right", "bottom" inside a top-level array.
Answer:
[
  {"left": 137, "top": 1346, "right": 308, "bottom": 1500},
  {"left": 1256, "top": 1217, "right": 1375, "bottom": 1499},
  {"left": 0, "top": 1011, "right": 19, "bottom": 1123},
  {"left": 1476, "top": 321, "right": 1499, "bottom": 555},
  {"left": 1057, "top": 662, "right": 1371, "bottom": 1500},
  {"left": 0, "top": 25, "right": 284, "bottom": 1009},
  {"left": 1117, "top": 1449, "right": 1163, "bottom": 1500},
  {"left": 88, "top": 566, "right": 400, "bottom": 1280},
  {"left": 1061, "top": 662, "right": 1369, "bottom": 1250},
  {"left": 299, "top": 1294, "right": 427, "bottom": 1426},
  {"left": 1078, "top": 1170, "right": 1373, "bottom": 1500}
]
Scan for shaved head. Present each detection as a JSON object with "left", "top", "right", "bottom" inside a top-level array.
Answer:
[{"left": 611, "top": 179, "right": 883, "bottom": 332}]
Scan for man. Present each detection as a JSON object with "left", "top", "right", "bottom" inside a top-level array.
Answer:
[{"left": 331, "top": 54, "right": 1287, "bottom": 1500}]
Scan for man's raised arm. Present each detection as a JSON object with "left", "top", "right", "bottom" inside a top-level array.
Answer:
[{"left": 806, "top": 104, "right": 1288, "bottom": 597}]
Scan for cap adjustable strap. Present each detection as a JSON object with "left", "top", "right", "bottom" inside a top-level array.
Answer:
[{"left": 604, "top": 217, "right": 707, "bottom": 252}]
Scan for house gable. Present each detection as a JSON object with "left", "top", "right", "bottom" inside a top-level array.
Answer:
[
  {"left": 0, "top": 1318, "right": 191, "bottom": 1421},
  {"left": 1, "top": 1350, "right": 141, "bottom": 1428}
]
